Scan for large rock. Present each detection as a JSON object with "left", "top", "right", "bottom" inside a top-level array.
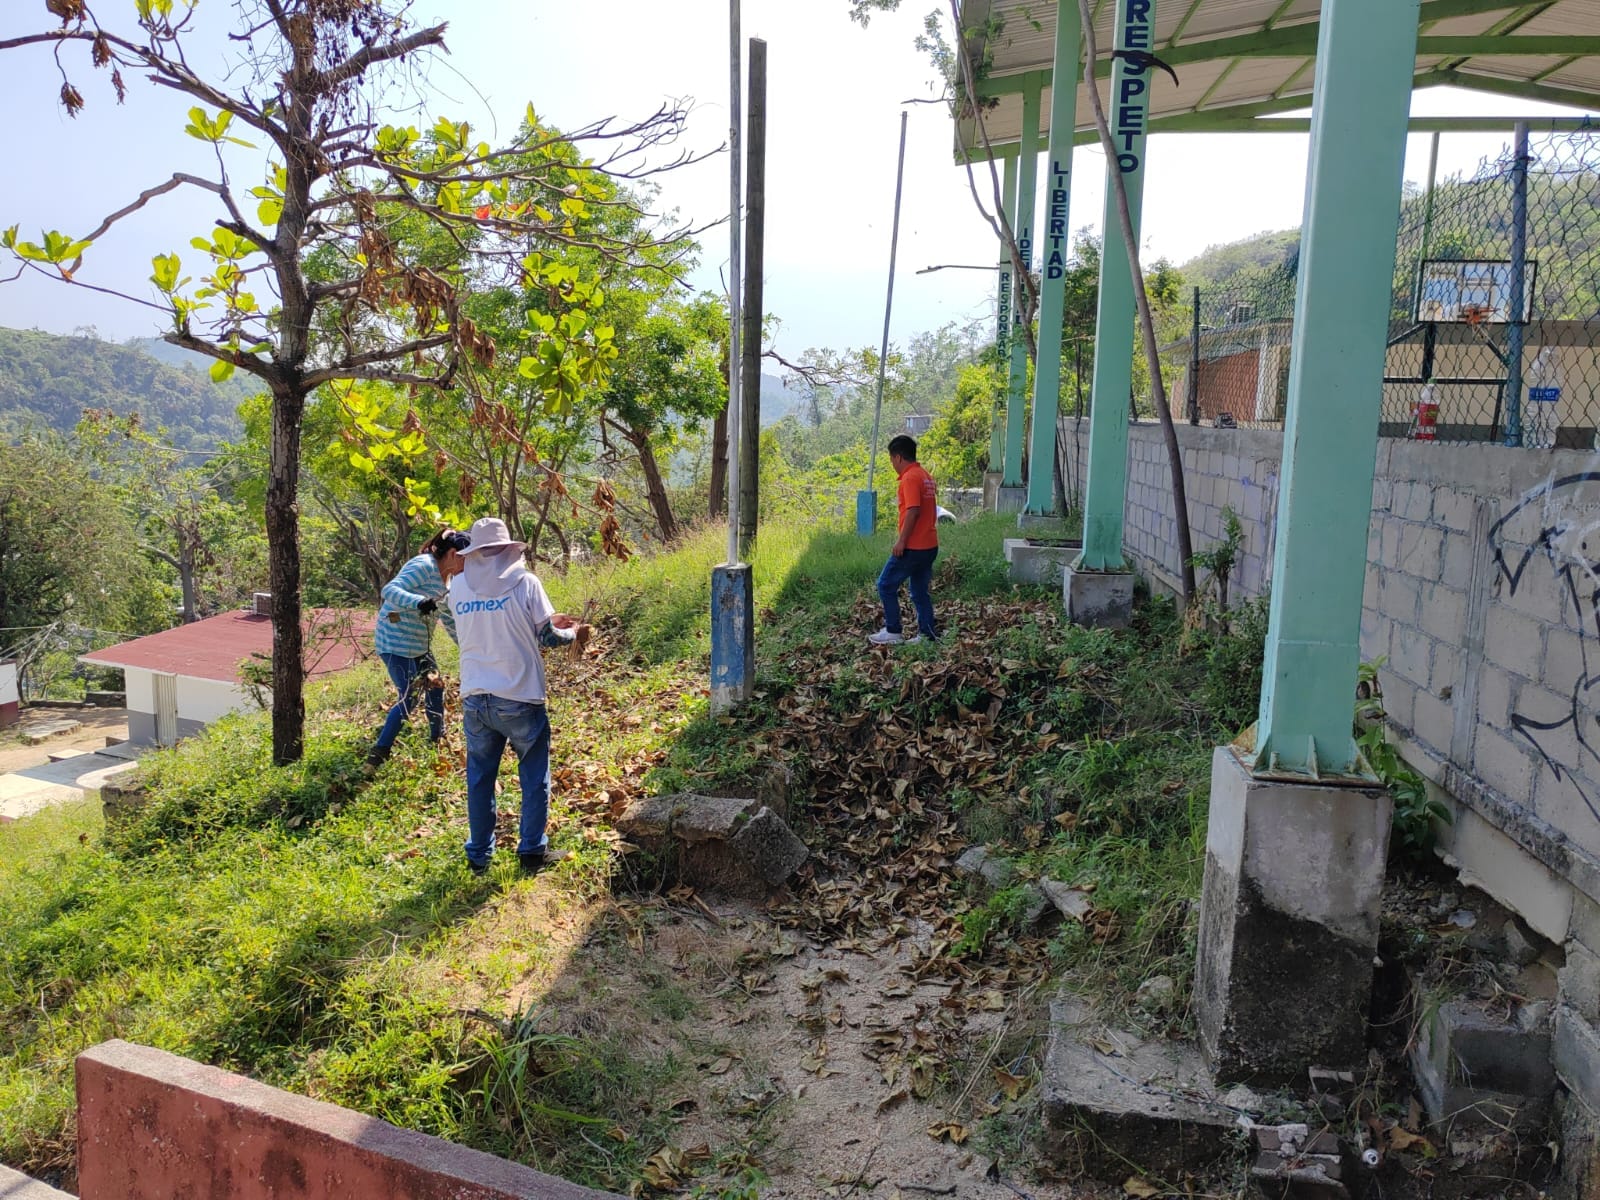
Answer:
[{"left": 615, "top": 791, "right": 807, "bottom": 897}]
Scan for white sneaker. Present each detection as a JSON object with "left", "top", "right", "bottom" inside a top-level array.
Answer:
[{"left": 868, "top": 629, "right": 905, "bottom": 645}]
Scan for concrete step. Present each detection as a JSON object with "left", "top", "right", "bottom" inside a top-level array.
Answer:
[
  {"left": 47, "top": 749, "right": 90, "bottom": 763},
  {"left": 1041, "top": 997, "right": 1239, "bottom": 1182},
  {"left": 0, "top": 1164, "right": 74, "bottom": 1198},
  {"left": 19, "top": 718, "right": 83, "bottom": 745}
]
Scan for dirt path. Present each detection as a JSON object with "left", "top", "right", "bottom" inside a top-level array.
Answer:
[{"left": 509, "top": 880, "right": 1093, "bottom": 1200}]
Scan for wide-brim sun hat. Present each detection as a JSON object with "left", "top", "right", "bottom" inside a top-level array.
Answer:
[{"left": 460, "top": 516, "right": 525, "bottom": 555}]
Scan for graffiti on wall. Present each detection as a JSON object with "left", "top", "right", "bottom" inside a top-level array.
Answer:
[{"left": 1489, "top": 471, "right": 1600, "bottom": 821}]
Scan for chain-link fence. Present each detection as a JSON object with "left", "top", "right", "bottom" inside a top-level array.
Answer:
[{"left": 1169, "top": 127, "right": 1600, "bottom": 444}]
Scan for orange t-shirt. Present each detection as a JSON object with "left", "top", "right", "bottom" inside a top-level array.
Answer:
[{"left": 897, "top": 462, "right": 938, "bottom": 551}]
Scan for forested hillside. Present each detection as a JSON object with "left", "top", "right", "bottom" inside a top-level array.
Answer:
[
  {"left": 0, "top": 327, "right": 250, "bottom": 443},
  {"left": 1178, "top": 228, "right": 1300, "bottom": 291}
]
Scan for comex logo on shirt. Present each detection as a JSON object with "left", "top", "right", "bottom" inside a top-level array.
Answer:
[{"left": 455, "top": 597, "right": 510, "bottom": 614}]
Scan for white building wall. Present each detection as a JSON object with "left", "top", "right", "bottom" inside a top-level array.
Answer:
[
  {"left": 123, "top": 667, "right": 157, "bottom": 717},
  {"left": 175, "top": 675, "right": 252, "bottom": 725}
]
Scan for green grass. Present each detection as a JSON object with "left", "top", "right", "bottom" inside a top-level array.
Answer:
[
  {"left": 0, "top": 509, "right": 1267, "bottom": 1188},
  {"left": 545, "top": 512, "right": 1017, "bottom": 664}
]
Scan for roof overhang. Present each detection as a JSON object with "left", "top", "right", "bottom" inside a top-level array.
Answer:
[{"left": 955, "top": 0, "right": 1600, "bottom": 158}]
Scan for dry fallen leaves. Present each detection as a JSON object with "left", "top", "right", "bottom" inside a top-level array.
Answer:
[
  {"left": 1123, "top": 1177, "right": 1162, "bottom": 1198},
  {"left": 991, "top": 1067, "right": 1031, "bottom": 1101}
]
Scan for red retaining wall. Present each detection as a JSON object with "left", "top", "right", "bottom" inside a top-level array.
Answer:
[{"left": 76, "top": 1040, "right": 621, "bottom": 1200}]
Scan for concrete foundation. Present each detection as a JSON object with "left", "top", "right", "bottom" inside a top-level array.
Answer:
[
  {"left": 1197, "top": 747, "right": 1392, "bottom": 1085},
  {"left": 1003, "top": 537, "right": 1082, "bottom": 587},
  {"left": 1063, "top": 564, "right": 1133, "bottom": 628},
  {"left": 996, "top": 485, "right": 1026, "bottom": 514}
]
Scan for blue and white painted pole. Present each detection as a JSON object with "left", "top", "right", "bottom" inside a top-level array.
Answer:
[{"left": 712, "top": 0, "right": 753, "bottom": 713}]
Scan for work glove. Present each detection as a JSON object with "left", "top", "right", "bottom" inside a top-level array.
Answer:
[{"left": 417, "top": 598, "right": 438, "bottom": 616}]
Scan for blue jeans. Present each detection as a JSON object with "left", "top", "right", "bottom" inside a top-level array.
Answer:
[
  {"left": 877, "top": 547, "right": 938, "bottom": 639},
  {"left": 375, "top": 652, "right": 444, "bottom": 750},
  {"left": 463, "top": 694, "right": 551, "bottom": 866}
]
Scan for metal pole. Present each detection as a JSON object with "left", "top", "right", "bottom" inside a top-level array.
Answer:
[
  {"left": 1419, "top": 131, "right": 1441, "bottom": 264},
  {"left": 1251, "top": 0, "right": 1421, "bottom": 776},
  {"left": 1024, "top": 0, "right": 1084, "bottom": 516},
  {"left": 866, "top": 111, "right": 910, "bottom": 500},
  {"left": 1188, "top": 285, "right": 1201, "bottom": 424},
  {"left": 725, "top": 0, "right": 743, "bottom": 565},
  {"left": 1003, "top": 78, "right": 1042, "bottom": 491},
  {"left": 1503, "top": 120, "right": 1530, "bottom": 447},
  {"left": 988, "top": 156, "right": 1018, "bottom": 478},
  {"left": 738, "top": 37, "right": 767, "bottom": 557},
  {"left": 710, "top": 0, "right": 753, "bottom": 714}
]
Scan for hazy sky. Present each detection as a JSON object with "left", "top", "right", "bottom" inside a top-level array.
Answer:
[{"left": 0, "top": 2, "right": 1591, "bottom": 362}]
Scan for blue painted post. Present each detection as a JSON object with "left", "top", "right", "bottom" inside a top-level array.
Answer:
[
  {"left": 989, "top": 155, "right": 1018, "bottom": 479},
  {"left": 1502, "top": 121, "right": 1531, "bottom": 448},
  {"left": 856, "top": 490, "right": 877, "bottom": 536},
  {"left": 1002, "top": 78, "right": 1041, "bottom": 490},
  {"left": 710, "top": 563, "right": 754, "bottom": 712},
  {"left": 1024, "top": 3, "right": 1083, "bottom": 516},
  {"left": 1253, "top": 0, "right": 1422, "bottom": 777},
  {"left": 1076, "top": 0, "right": 1155, "bottom": 570}
]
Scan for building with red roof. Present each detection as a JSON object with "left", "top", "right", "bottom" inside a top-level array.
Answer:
[{"left": 80, "top": 600, "right": 373, "bottom": 747}]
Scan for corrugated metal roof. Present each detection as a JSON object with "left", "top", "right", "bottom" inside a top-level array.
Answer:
[
  {"left": 956, "top": 0, "right": 1600, "bottom": 154},
  {"left": 81, "top": 609, "right": 375, "bottom": 684}
]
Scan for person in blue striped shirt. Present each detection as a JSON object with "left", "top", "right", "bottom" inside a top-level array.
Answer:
[{"left": 364, "top": 529, "right": 469, "bottom": 772}]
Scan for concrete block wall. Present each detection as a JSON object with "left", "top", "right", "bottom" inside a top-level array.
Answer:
[
  {"left": 1058, "top": 416, "right": 1600, "bottom": 1169},
  {"left": 1058, "top": 419, "right": 1280, "bottom": 603},
  {"left": 1063, "top": 418, "right": 1600, "bottom": 884}
]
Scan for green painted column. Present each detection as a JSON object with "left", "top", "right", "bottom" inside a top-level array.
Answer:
[
  {"left": 1254, "top": 0, "right": 1421, "bottom": 778},
  {"left": 989, "top": 155, "right": 1018, "bottom": 474},
  {"left": 1002, "top": 78, "right": 1041, "bottom": 489},
  {"left": 1024, "top": 2, "right": 1083, "bottom": 516},
  {"left": 1076, "top": 0, "right": 1155, "bottom": 569}
]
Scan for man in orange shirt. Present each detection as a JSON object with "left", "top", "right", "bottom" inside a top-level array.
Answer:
[{"left": 869, "top": 435, "right": 939, "bottom": 645}]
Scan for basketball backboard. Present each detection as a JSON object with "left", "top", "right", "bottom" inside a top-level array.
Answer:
[{"left": 1415, "top": 259, "right": 1537, "bottom": 324}]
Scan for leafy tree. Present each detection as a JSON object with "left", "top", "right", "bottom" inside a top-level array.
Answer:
[
  {"left": 922, "top": 361, "right": 1002, "bottom": 487},
  {"left": 596, "top": 293, "right": 728, "bottom": 543},
  {"left": 1, "top": 1, "right": 696, "bottom": 763},
  {"left": 76, "top": 411, "right": 264, "bottom": 623},
  {"left": 0, "top": 433, "right": 167, "bottom": 693}
]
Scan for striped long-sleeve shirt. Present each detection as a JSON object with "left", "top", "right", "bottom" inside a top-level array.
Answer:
[{"left": 374, "top": 554, "right": 459, "bottom": 658}]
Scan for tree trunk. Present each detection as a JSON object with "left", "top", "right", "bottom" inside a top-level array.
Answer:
[
  {"left": 266, "top": 386, "right": 307, "bottom": 767},
  {"left": 178, "top": 550, "right": 198, "bottom": 624},
  {"left": 625, "top": 424, "right": 681, "bottom": 543},
  {"left": 709, "top": 407, "right": 728, "bottom": 519}
]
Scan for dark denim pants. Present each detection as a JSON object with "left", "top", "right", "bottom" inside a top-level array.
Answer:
[
  {"left": 375, "top": 652, "right": 444, "bottom": 750},
  {"left": 877, "top": 546, "right": 938, "bottom": 639},
  {"left": 463, "top": 694, "right": 552, "bottom": 867}
]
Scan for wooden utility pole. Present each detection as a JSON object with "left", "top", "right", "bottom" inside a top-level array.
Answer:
[{"left": 737, "top": 37, "right": 767, "bottom": 558}]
